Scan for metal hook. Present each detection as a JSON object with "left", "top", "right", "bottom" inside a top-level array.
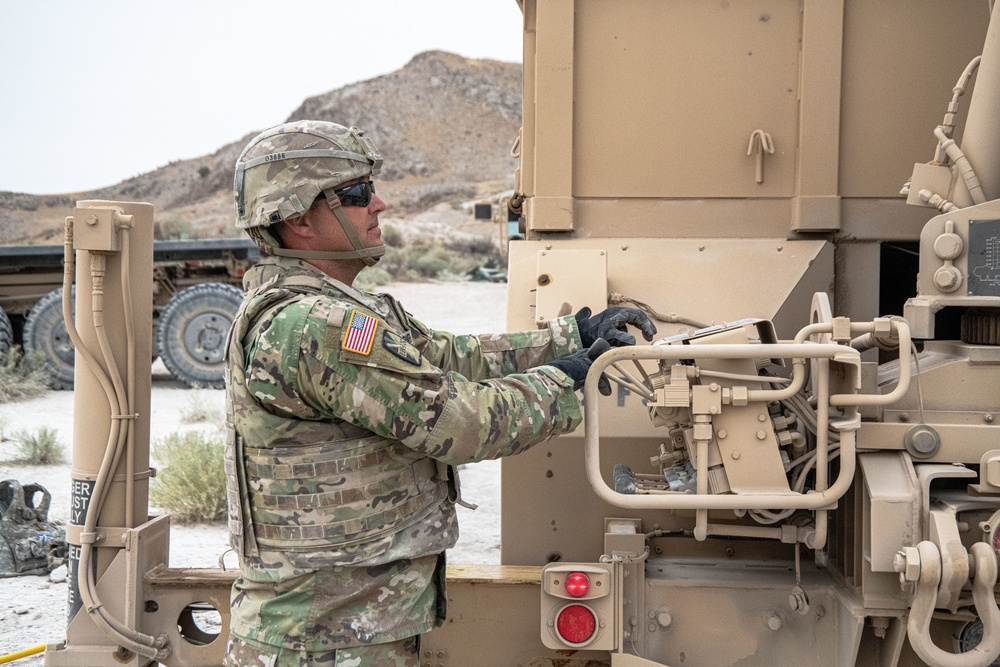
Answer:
[{"left": 747, "top": 130, "right": 775, "bottom": 184}]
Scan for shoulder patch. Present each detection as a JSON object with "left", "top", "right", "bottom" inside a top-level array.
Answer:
[
  {"left": 342, "top": 309, "right": 378, "bottom": 355},
  {"left": 382, "top": 329, "right": 422, "bottom": 366}
]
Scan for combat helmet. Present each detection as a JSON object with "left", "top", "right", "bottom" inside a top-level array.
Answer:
[{"left": 234, "top": 120, "right": 385, "bottom": 265}]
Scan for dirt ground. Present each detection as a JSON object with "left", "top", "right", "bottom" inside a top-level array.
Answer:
[{"left": 0, "top": 282, "right": 509, "bottom": 664}]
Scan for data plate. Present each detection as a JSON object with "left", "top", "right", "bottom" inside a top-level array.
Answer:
[{"left": 968, "top": 218, "right": 1000, "bottom": 296}]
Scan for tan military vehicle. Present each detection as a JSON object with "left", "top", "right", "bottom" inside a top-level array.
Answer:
[
  {"left": 0, "top": 239, "right": 257, "bottom": 389},
  {"left": 40, "top": 1, "right": 1000, "bottom": 665}
]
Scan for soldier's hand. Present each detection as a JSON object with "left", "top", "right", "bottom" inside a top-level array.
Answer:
[
  {"left": 576, "top": 306, "right": 657, "bottom": 348},
  {"left": 547, "top": 339, "right": 612, "bottom": 395}
]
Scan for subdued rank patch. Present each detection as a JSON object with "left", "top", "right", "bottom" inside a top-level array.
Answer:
[
  {"left": 342, "top": 309, "right": 378, "bottom": 355},
  {"left": 383, "top": 329, "right": 422, "bottom": 365}
]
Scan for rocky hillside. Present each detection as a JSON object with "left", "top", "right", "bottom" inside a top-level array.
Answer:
[{"left": 0, "top": 51, "right": 521, "bottom": 245}]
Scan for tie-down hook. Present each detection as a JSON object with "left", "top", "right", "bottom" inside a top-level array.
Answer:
[{"left": 747, "top": 130, "right": 775, "bottom": 184}]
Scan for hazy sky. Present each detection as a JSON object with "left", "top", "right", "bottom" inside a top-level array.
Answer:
[{"left": 0, "top": 1, "right": 524, "bottom": 195}]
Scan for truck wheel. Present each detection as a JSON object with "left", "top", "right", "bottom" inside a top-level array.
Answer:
[
  {"left": 23, "top": 287, "right": 75, "bottom": 390},
  {"left": 0, "top": 306, "right": 12, "bottom": 354},
  {"left": 157, "top": 283, "right": 243, "bottom": 389}
]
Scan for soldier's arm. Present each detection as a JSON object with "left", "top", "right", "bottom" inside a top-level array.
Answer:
[
  {"left": 398, "top": 306, "right": 584, "bottom": 380},
  {"left": 262, "top": 302, "right": 584, "bottom": 465}
]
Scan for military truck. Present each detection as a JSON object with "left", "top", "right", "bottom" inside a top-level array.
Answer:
[
  {"left": 37, "top": 1, "right": 1000, "bottom": 666},
  {"left": 0, "top": 239, "right": 257, "bottom": 389}
]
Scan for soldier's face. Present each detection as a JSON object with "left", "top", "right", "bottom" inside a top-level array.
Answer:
[{"left": 314, "top": 178, "right": 387, "bottom": 252}]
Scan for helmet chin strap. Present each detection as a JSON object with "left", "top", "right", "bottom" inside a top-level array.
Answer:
[
  {"left": 326, "top": 196, "right": 384, "bottom": 267},
  {"left": 253, "top": 196, "right": 385, "bottom": 266}
]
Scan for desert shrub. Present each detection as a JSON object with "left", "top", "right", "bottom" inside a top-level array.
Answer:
[
  {"left": 11, "top": 427, "right": 65, "bottom": 465},
  {"left": 355, "top": 266, "right": 394, "bottom": 290},
  {"left": 197, "top": 166, "right": 211, "bottom": 178},
  {"left": 150, "top": 430, "right": 226, "bottom": 523},
  {"left": 179, "top": 390, "right": 225, "bottom": 426},
  {"left": 414, "top": 246, "right": 455, "bottom": 278},
  {"left": 381, "top": 223, "right": 404, "bottom": 247},
  {"left": 446, "top": 235, "right": 497, "bottom": 256},
  {"left": 373, "top": 232, "right": 503, "bottom": 283},
  {"left": 156, "top": 216, "right": 193, "bottom": 240},
  {"left": 0, "top": 348, "right": 50, "bottom": 403}
]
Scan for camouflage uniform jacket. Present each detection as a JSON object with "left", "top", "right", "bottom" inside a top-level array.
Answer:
[{"left": 224, "top": 257, "right": 583, "bottom": 652}]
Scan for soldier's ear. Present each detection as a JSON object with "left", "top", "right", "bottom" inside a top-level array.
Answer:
[{"left": 280, "top": 215, "right": 314, "bottom": 243}]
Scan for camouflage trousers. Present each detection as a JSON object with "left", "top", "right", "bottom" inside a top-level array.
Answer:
[{"left": 223, "top": 635, "right": 420, "bottom": 667}]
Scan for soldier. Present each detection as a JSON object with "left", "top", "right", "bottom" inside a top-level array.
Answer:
[{"left": 224, "top": 120, "right": 656, "bottom": 666}]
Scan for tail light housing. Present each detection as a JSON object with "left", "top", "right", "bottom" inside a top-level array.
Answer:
[{"left": 540, "top": 563, "right": 614, "bottom": 650}]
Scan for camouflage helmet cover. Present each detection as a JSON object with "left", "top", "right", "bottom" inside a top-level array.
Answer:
[{"left": 234, "top": 120, "right": 383, "bottom": 230}]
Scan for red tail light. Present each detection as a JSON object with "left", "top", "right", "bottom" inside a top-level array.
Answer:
[
  {"left": 556, "top": 604, "right": 597, "bottom": 644},
  {"left": 565, "top": 571, "right": 590, "bottom": 598}
]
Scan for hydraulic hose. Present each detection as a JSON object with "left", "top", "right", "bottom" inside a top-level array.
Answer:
[
  {"left": 934, "top": 126, "right": 987, "bottom": 206},
  {"left": 61, "top": 217, "right": 168, "bottom": 661},
  {"left": 934, "top": 56, "right": 982, "bottom": 164},
  {"left": 0, "top": 643, "right": 49, "bottom": 664}
]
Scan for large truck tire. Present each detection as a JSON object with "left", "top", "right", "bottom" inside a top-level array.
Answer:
[
  {"left": 23, "top": 287, "right": 75, "bottom": 390},
  {"left": 0, "top": 306, "right": 12, "bottom": 354},
  {"left": 157, "top": 282, "right": 243, "bottom": 389}
]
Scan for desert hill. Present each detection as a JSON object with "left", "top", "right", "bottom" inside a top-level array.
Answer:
[{"left": 0, "top": 51, "right": 521, "bottom": 245}]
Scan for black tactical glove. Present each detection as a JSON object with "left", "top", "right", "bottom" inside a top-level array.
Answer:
[
  {"left": 576, "top": 306, "right": 657, "bottom": 348},
  {"left": 548, "top": 338, "right": 612, "bottom": 395}
]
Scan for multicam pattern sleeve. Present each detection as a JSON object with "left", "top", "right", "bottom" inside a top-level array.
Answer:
[
  {"left": 385, "top": 296, "right": 583, "bottom": 381},
  {"left": 245, "top": 297, "right": 584, "bottom": 466}
]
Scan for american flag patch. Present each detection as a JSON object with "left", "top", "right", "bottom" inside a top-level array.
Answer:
[{"left": 342, "top": 310, "right": 378, "bottom": 355}]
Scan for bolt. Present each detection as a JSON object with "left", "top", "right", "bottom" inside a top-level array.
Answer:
[
  {"left": 934, "top": 266, "right": 962, "bottom": 291},
  {"left": 657, "top": 611, "right": 673, "bottom": 628},
  {"left": 86, "top": 214, "right": 99, "bottom": 226},
  {"left": 437, "top": 651, "right": 445, "bottom": 658},
  {"left": 893, "top": 546, "right": 921, "bottom": 582},
  {"left": 732, "top": 451, "right": 741, "bottom": 460},
  {"left": 710, "top": 383, "right": 720, "bottom": 392},
  {"left": 649, "top": 622, "right": 657, "bottom": 632},
  {"left": 648, "top": 610, "right": 657, "bottom": 619},
  {"left": 756, "top": 431, "right": 767, "bottom": 440},
  {"left": 987, "top": 414, "right": 995, "bottom": 423},
  {"left": 899, "top": 413, "right": 910, "bottom": 423},
  {"left": 758, "top": 414, "right": 767, "bottom": 422},
  {"left": 654, "top": 545, "right": 663, "bottom": 554},
  {"left": 718, "top": 429, "right": 727, "bottom": 439},
  {"left": 789, "top": 586, "right": 810, "bottom": 614},
  {"left": 766, "top": 613, "right": 782, "bottom": 631}
]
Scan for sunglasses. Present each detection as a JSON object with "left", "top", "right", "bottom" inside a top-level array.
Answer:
[{"left": 332, "top": 180, "right": 376, "bottom": 208}]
